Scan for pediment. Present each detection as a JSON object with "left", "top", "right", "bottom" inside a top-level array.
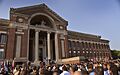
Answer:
[{"left": 10, "top": 3, "right": 68, "bottom": 26}]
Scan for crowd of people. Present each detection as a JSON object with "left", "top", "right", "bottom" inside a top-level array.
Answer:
[{"left": 0, "top": 60, "right": 120, "bottom": 75}]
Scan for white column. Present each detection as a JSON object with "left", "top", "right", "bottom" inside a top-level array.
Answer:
[
  {"left": 61, "top": 40, "right": 65, "bottom": 57},
  {"left": 60, "top": 35, "right": 65, "bottom": 57},
  {"left": 16, "top": 35, "right": 21, "bottom": 58},
  {"left": 55, "top": 33, "right": 59, "bottom": 61},
  {"left": 47, "top": 32, "right": 51, "bottom": 60},
  {"left": 35, "top": 30, "right": 39, "bottom": 61}
]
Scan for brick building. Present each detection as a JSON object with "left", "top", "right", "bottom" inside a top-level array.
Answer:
[{"left": 0, "top": 4, "right": 111, "bottom": 63}]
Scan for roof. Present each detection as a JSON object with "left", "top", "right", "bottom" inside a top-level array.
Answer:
[
  {"left": 10, "top": 3, "right": 68, "bottom": 25},
  {"left": 101, "top": 39, "right": 109, "bottom": 42},
  {"left": 68, "top": 30, "right": 101, "bottom": 39},
  {"left": 0, "top": 18, "right": 10, "bottom": 25}
]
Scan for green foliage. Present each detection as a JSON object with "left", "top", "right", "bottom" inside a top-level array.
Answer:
[{"left": 111, "top": 50, "right": 120, "bottom": 56}]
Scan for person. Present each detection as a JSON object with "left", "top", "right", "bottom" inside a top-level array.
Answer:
[
  {"left": 103, "top": 63, "right": 111, "bottom": 75},
  {"left": 110, "top": 62, "right": 118, "bottom": 75},
  {"left": 45, "top": 66, "right": 52, "bottom": 75},
  {"left": 94, "top": 62, "right": 104, "bottom": 75},
  {"left": 94, "top": 66, "right": 104, "bottom": 75},
  {"left": 60, "top": 65, "right": 70, "bottom": 75},
  {"left": 19, "top": 64, "right": 27, "bottom": 75},
  {"left": 118, "top": 66, "right": 120, "bottom": 75},
  {"left": 73, "top": 71, "right": 81, "bottom": 75},
  {"left": 87, "top": 64, "right": 96, "bottom": 75},
  {"left": 27, "top": 61, "right": 33, "bottom": 75},
  {"left": 107, "top": 63, "right": 113, "bottom": 75},
  {"left": 31, "top": 66, "right": 39, "bottom": 75},
  {"left": 13, "top": 66, "right": 20, "bottom": 75},
  {"left": 80, "top": 69, "right": 89, "bottom": 75},
  {"left": 69, "top": 65, "right": 78, "bottom": 75},
  {"left": 53, "top": 71, "right": 59, "bottom": 75}
]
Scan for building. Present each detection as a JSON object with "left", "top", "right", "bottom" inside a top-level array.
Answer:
[{"left": 0, "top": 4, "right": 111, "bottom": 63}]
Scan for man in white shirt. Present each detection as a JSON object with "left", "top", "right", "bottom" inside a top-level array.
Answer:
[{"left": 60, "top": 65, "right": 70, "bottom": 75}]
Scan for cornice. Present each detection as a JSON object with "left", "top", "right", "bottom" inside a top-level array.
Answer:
[
  {"left": 68, "top": 30, "right": 101, "bottom": 39},
  {"left": 10, "top": 3, "right": 68, "bottom": 26},
  {"left": 0, "top": 18, "right": 10, "bottom": 25}
]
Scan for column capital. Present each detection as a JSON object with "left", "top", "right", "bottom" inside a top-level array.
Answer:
[
  {"left": 35, "top": 29, "right": 40, "bottom": 32},
  {"left": 55, "top": 32, "right": 58, "bottom": 36},
  {"left": 47, "top": 31, "right": 51, "bottom": 34},
  {"left": 60, "top": 34, "right": 65, "bottom": 40},
  {"left": 55, "top": 31, "right": 59, "bottom": 34}
]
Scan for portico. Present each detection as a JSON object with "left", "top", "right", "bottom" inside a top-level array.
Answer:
[
  {"left": 29, "top": 29, "right": 59, "bottom": 62},
  {"left": 28, "top": 14, "right": 60, "bottom": 63}
]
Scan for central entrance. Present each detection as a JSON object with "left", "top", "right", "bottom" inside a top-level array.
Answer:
[
  {"left": 29, "top": 29, "right": 56, "bottom": 62},
  {"left": 28, "top": 14, "right": 58, "bottom": 63}
]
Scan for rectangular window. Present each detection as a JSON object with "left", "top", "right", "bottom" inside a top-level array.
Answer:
[
  {"left": 0, "top": 49, "right": 4, "bottom": 59},
  {"left": 0, "top": 34, "right": 7, "bottom": 44},
  {"left": 68, "top": 41, "right": 71, "bottom": 49}
]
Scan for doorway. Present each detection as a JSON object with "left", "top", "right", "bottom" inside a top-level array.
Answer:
[{"left": 39, "top": 48, "right": 43, "bottom": 61}]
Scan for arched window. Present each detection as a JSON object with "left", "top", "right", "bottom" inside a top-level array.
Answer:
[
  {"left": 30, "top": 15, "right": 53, "bottom": 28},
  {"left": 68, "top": 40, "right": 71, "bottom": 49}
]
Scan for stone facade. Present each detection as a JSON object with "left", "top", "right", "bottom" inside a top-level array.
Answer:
[
  {"left": 67, "top": 31, "right": 111, "bottom": 62},
  {"left": 0, "top": 4, "right": 111, "bottom": 63}
]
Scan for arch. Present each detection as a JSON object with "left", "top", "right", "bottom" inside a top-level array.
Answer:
[
  {"left": 93, "top": 43, "right": 95, "bottom": 49},
  {"left": 89, "top": 43, "right": 91, "bottom": 48},
  {"left": 98, "top": 44, "right": 100, "bottom": 49},
  {"left": 76, "top": 41, "right": 80, "bottom": 50},
  {"left": 95, "top": 43, "right": 98, "bottom": 49},
  {"left": 85, "top": 42, "right": 87, "bottom": 49},
  {"left": 81, "top": 42, "right": 84, "bottom": 48},
  {"left": 28, "top": 13, "right": 56, "bottom": 30}
]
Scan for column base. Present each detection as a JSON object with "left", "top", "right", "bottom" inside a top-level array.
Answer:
[
  {"left": 55, "top": 59, "right": 62, "bottom": 64},
  {"left": 34, "top": 60, "right": 40, "bottom": 65},
  {"left": 14, "top": 57, "right": 28, "bottom": 63}
]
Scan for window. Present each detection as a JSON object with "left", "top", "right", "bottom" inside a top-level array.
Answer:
[
  {"left": 86, "top": 51, "right": 88, "bottom": 53},
  {"left": 0, "top": 34, "right": 7, "bottom": 44},
  {"left": 85, "top": 42, "right": 88, "bottom": 48},
  {"left": 77, "top": 42, "right": 80, "bottom": 49},
  {"left": 69, "top": 51, "right": 71, "bottom": 53},
  {"left": 68, "top": 41, "right": 71, "bottom": 49},
  {"left": 73, "top": 41, "right": 76, "bottom": 49},
  {"left": 89, "top": 43, "right": 91, "bottom": 48},
  {"left": 0, "top": 49, "right": 4, "bottom": 59},
  {"left": 90, "top": 51, "right": 92, "bottom": 53},
  {"left": 73, "top": 51, "right": 76, "bottom": 53},
  {"left": 83, "top": 51, "right": 85, "bottom": 53},
  {"left": 71, "top": 41, "right": 74, "bottom": 48}
]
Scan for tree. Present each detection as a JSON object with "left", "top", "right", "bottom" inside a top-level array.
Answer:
[{"left": 111, "top": 50, "right": 120, "bottom": 59}]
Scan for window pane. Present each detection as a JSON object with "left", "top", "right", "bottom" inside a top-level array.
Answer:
[
  {"left": 0, "top": 49, "right": 4, "bottom": 59},
  {"left": 0, "top": 34, "right": 7, "bottom": 44}
]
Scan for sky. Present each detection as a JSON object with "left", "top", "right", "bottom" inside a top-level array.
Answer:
[{"left": 0, "top": 0, "right": 120, "bottom": 50}]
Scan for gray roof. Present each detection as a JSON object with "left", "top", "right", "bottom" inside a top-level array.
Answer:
[{"left": 68, "top": 30, "right": 101, "bottom": 39}]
